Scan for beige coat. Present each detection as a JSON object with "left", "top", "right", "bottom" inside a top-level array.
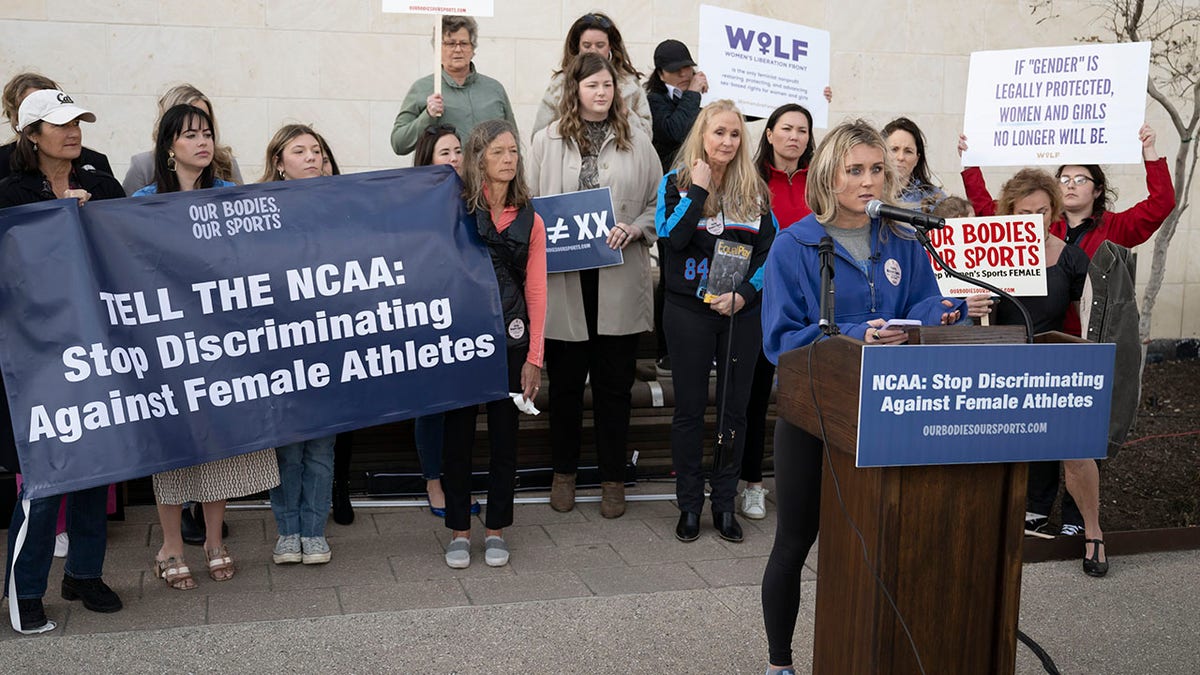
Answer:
[
  {"left": 532, "top": 73, "right": 653, "bottom": 139},
  {"left": 528, "top": 121, "right": 659, "bottom": 341}
]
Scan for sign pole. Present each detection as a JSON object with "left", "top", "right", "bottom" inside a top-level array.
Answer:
[{"left": 432, "top": 16, "right": 442, "bottom": 106}]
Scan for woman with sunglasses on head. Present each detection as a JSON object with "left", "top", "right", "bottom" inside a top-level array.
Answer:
[
  {"left": 532, "top": 12, "right": 652, "bottom": 139},
  {"left": 528, "top": 53, "right": 660, "bottom": 518},
  {"left": 124, "top": 84, "right": 242, "bottom": 195},
  {"left": 135, "top": 104, "right": 280, "bottom": 591},
  {"left": 0, "top": 90, "right": 125, "bottom": 635}
]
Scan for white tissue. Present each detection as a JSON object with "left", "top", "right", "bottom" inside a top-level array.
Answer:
[{"left": 509, "top": 393, "right": 541, "bottom": 415}]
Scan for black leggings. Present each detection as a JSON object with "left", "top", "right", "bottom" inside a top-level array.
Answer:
[
  {"left": 741, "top": 350, "right": 775, "bottom": 484},
  {"left": 760, "top": 419, "right": 823, "bottom": 667}
]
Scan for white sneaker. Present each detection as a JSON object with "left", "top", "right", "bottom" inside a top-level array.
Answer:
[
  {"left": 53, "top": 532, "right": 69, "bottom": 558},
  {"left": 445, "top": 537, "right": 471, "bottom": 569},
  {"left": 739, "top": 486, "right": 768, "bottom": 520},
  {"left": 484, "top": 535, "right": 509, "bottom": 567}
]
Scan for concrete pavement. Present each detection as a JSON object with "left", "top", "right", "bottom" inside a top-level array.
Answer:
[{"left": 1, "top": 482, "right": 1196, "bottom": 673}]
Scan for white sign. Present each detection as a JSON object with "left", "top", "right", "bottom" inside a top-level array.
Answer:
[
  {"left": 925, "top": 215, "right": 1048, "bottom": 297},
  {"left": 381, "top": 1, "right": 494, "bottom": 15},
  {"left": 697, "top": 5, "right": 830, "bottom": 126},
  {"left": 962, "top": 42, "right": 1150, "bottom": 167}
]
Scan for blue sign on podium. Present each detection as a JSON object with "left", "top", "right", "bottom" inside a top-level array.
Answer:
[{"left": 856, "top": 343, "right": 1115, "bottom": 467}]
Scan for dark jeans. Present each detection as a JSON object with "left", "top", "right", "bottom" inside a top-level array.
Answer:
[
  {"left": 664, "top": 301, "right": 760, "bottom": 514},
  {"left": 5, "top": 484, "right": 109, "bottom": 600},
  {"left": 441, "top": 347, "right": 526, "bottom": 532},
  {"left": 545, "top": 333, "right": 639, "bottom": 482},
  {"left": 761, "top": 420, "right": 823, "bottom": 667},
  {"left": 1027, "top": 460, "right": 1085, "bottom": 527},
  {"left": 742, "top": 350, "right": 776, "bottom": 484}
]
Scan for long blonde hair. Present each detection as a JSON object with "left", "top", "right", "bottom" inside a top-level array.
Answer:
[
  {"left": 806, "top": 119, "right": 908, "bottom": 238},
  {"left": 154, "top": 84, "right": 236, "bottom": 183},
  {"left": 555, "top": 53, "right": 632, "bottom": 154},
  {"left": 672, "top": 100, "right": 769, "bottom": 222}
]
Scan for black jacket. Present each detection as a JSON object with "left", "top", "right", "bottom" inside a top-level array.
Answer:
[
  {"left": 0, "top": 163, "right": 124, "bottom": 208},
  {"left": 0, "top": 141, "right": 113, "bottom": 183},
  {"left": 647, "top": 87, "right": 701, "bottom": 172}
]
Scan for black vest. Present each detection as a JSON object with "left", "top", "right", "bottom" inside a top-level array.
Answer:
[{"left": 476, "top": 206, "right": 533, "bottom": 349}]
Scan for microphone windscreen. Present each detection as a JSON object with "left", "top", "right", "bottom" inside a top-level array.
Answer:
[{"left": 865, "top": 200, "right": 883, "bottom": 219}]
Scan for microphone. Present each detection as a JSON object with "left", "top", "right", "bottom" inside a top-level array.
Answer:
[
  {"left": 866, "top": 200, "right": 946, "bottom": 231},
  {"left": 817, "top": 236, "right": 838, "bottom": 336}
]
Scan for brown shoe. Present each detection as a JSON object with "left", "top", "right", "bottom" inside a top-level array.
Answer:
[
  {"left": 550, "top": 472, "right": 576, "bottom": 512},
  {"left": 600, "top": 481, "right": 626, "bottom": 519}
]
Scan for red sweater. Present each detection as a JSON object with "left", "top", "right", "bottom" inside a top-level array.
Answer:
[
  {"left": 764, "top": 163, "right": 810, "bottom": 230},
  {"left": 961, "top": 158, "right": 1176, "bottom": 334}
]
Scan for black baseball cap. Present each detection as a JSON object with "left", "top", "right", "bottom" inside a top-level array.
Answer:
[{"left": 654, "top": 40, "right": 696, "bottom": 72}]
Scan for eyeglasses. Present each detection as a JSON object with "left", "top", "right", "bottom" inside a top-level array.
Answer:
[
  {"left": 1058, "top": 175, "right": 1094, "bottom": 186},
  {"left": 442, "top": 40, "right": 472, "bottom": 50},
  {"left": 580, "top": 13, "right": 613, "bottom": 29}
]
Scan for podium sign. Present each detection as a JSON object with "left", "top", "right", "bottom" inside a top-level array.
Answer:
[{"left": 857, "top": 343, "right": 1114, "bottom": 467}]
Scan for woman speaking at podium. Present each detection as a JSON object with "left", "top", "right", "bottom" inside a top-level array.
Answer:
[{"left": 756, "top": 120, "right": 973, "bottom": 674}]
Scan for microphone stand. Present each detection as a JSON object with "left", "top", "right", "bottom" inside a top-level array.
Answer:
[
  {"left": 712, "top": 273, "right": 741, "bottom": 472},
  {"left": 818, "top": 236, "right": 839, "bottom": 336},
  {"left": 909, "top": 227, "right": 1035, "bottom": 344}
]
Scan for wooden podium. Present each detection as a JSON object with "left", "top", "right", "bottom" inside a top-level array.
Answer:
[{"left": 776, "top": 326, "right": 1083, "bottom": 674}]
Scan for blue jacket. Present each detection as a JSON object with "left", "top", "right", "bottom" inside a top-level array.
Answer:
[
  {"left": 761, "top": 213, "right": 969, "bottom": 364},
  {"left": 132, "top": 178, "right": 235, "bottom": 197}
]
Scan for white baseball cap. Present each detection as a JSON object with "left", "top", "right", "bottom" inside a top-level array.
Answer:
[{"left": 17, "top": 89, "right": 96, "bottom": 132}]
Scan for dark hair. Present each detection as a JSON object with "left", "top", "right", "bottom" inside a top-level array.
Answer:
[
  {"left": 11, "top": 121, "right": 44, "bottom": 174},
  {"left": 152, "top": 104, "right": 215, "bottom": 193},
  {"left": 882, "top": 116, "right": 935, "bottom": 189},
  {"left": 414, "top": 124, "right": 458, "bottom": 167},
  {"left": 1055, "top": 164, "right": 1114, "bottom": 217},
  {"left": 462, "top": 119, "right": 530, "bottom": 213},
  {"left": 754, "top": 103, "right": 815, "bottom": 182},
  {"left": 644, "top": 69, "right": 667, "bottom": 95},
  {"left": 557, "top": 12, "right": 641, "bottom": 80},
  {"left": 556, "top": 53, "right": 632, "bottom": 154}
]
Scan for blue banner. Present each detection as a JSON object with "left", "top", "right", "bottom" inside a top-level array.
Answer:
[
  {"left": 0, "top": 166, "right": 508, "bottom": 499},
  {"left": 856, "top": 343, "right": 1115, "bottom": 467},
  {"left": 533, "top": 187, "right": 623, "bottom": 273}
]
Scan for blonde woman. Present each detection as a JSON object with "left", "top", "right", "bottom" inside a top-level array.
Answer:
[
  {"left": 123, "top": 84, "right": 242, "bottom": 194},
  {"left": 654, "top": 100, "right": 776, "bottom": 544},
  {"left": 759, "top": 120, "right": 969, "bottom": 674},
  {"left": 528, "top": 53, "right": 660, "bottom": 518}
]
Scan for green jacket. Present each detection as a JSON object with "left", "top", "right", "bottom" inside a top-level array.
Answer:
[{"left": 390, "top": 65, "right": 517, "bottom": 155}]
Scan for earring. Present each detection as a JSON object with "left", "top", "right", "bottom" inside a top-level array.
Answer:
[
  {"left": 32, "top": 142, "right": 37, "bottom": 152},
  {"left": 278, "top": 168, "right": 285, "bottom": 179},
  {"left": 166, "top": 151, "right": 177, "bottom": 172}
]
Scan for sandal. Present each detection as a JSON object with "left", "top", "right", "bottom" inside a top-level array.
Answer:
[
  {"left": 206, "top": 545, "right": 236, "bottom": 582},
  {"left": 154, "top": 555, "right": 197, "bottom": 590},
  {"left": 1083, "top": 538, "right": 1109, "bottom": 577}
]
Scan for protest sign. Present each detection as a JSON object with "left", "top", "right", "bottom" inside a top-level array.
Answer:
[
  {"left": 697, "top": 5, "right": 830, "bottom": 125},
  {"left": 962, "top": 42, "right": 1151, "bottom": 166},
  {"left": 858, "top": 343, "right": 1114, "bottom": 467},
  {"left": 533, "top": 187, "right": 624, "bottom": 274},
  {"left": 0, "top": 166, "right": 508, "bottom": 500},
  {"left": 924, "top": 214, "right": 1048, "bottom": 297},
  {"left": 381, "top": 1, "right": 493, "bottom": 15}
]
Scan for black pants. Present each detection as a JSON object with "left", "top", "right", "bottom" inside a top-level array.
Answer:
[
  {"left": 441, "top": 347, "right": 526, "bottom": 532},
  {"left": 545, "top": 333, "right": 639, "bottom": 482},
  {"left": 664, "top": 300, "right": 760, "bottom": 514},
  {"left": 761, "top": 420, "right": 823, "bottom": 667},
  {"left": 654, "top": 240, "right": 667, "bottom": 360},
  {"left": 1027, "top": 461, "right": 1084, "bottom": 527},
  {"left": 741, "top": 350, "right": 776, "bottom": 484}
]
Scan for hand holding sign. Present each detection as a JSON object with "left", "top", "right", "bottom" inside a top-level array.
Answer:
[
  {"left": 606, "top": 222, "right": 640, "bottom": 250},
  {"left": 426, "top": 93, "right": 445, "bottom": 118}
]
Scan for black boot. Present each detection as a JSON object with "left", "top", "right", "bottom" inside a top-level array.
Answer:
[
  {"left": 332, "top": 480, "right": 354, "bottom": 525},
  {"left": 180, "top": 502, "right": 205, "bottom": 545}
]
